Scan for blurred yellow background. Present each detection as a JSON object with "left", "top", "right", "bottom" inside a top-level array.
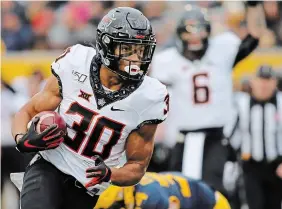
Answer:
[{"left": 2, "top": 49, "right": 282, "bottom": 87}]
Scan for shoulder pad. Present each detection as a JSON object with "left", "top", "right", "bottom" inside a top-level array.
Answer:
[
  {"left": 150, "top": 47, "right": 178, "bottom": 85},
  {"left": 51, "top": 44, "right": 96, "bottom": 75},
  {"left": 135, "top": 77, "right": 169, "bottom": 128}
]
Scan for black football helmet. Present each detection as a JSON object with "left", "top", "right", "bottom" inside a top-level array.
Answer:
[
  {"left": 176, "top": 5, "right": 211, "bottom": 60},
  {"left": 96, "top": 7, "right": 156, "bottom": 81}
]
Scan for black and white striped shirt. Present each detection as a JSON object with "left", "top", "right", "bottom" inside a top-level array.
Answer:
[{"left": 234, "top": 91, "right": 282, "bottom": 162}]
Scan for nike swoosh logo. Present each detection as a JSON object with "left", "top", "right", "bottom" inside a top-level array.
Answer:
[
  {"left": 24, "top": 140, "right": 45, "bottom": 149},
  {"left": 111, "top": 106, "right": 124, "bottom": 112}
]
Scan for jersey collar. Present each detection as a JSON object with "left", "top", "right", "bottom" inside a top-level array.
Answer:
[{"left": 89, "top": 55, "right": 142, "bottom": 110}]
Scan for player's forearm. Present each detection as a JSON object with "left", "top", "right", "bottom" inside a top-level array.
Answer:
[
  {"left": 12, "top": 78, "right": 62, "bottom": 142},
  {"left": 110, "top": 163, "right": 146, "bottom": 186},
  {"left": 12, "top": 109, "right": 33, "bottom": 142},
  {"left": 246, "top": 2, "right": 266, "bottom": 39}
]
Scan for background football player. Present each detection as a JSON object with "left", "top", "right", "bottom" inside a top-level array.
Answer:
[
  {"left": 95, "top": 172, "right": 231, "bottom": 209},
  {"left": 11, "top": 7, "right": 168, "bottom": 209},
  {"left": 150, "top": 1, "right": 266, "bottom": 196}
]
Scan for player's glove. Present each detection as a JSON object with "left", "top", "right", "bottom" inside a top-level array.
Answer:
[
  {"left": 16, "top": 117, "right": 65, "bottom": 153},
  {"left": 85, "top": 155, "right": 112, "bottom": 188}
]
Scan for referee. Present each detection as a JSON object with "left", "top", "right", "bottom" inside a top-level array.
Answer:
[{"left": 235, "top": 65, "right": 282, "bottom": 209}]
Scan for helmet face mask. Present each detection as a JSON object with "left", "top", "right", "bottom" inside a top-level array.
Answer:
[
  {"left": 116, "top": 42, "right": 154, "bottom": 61},
  {"left": 180, "top": 22, "right": 209, "bottom": 51},
  {"left": 96, "top": 7, "right": 156, "bottom": 82},
  {"left": 176, "top": 5, "right": 211, "bottom": 60}
]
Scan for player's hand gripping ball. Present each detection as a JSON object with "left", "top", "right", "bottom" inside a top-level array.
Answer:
[
  {"left": 27, "top": 111, "right": 66, "bottom": 133},
  {"left": 16, "top": 111, "right": 67, "bottom": 152}
]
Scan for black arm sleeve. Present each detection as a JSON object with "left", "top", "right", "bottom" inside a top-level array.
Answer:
[{"left": 232, "top": 34, "right": 259, "bottom": 68}]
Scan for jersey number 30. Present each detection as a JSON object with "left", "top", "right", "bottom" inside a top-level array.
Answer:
[{"left": 64, "top": 102, "right": 125, "bottom": 159}]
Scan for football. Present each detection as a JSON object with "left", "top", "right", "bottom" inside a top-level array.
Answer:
[{"left": 28, "top": 111, "right": 67, "bottom": 134}]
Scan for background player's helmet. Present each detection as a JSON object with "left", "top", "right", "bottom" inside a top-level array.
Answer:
[
  {"left": 176, "top": 5, "right": 211, "bottom": 60},
  {"left": 96, "top": 7, "right": 156, "bottom": 81}
]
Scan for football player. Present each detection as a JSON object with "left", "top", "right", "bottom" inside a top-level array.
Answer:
[
  {"left": 95, "top": 172, "right": 231, "bottom": 209},
  {"left": 11, "top": 7, "right": 168, "bottom": 209},
  {"left": 150, "top": 1, "right": 266, "bottom": 195}
]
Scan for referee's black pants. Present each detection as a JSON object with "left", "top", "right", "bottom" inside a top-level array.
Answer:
[
  {"left": 169, "top": 127, "right": 229, "bottom": 196},
  {"left": 243, "top": 160, "right": 282, "bottom": 209}
]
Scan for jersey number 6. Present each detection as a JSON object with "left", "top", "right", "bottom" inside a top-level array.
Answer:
[
  {"left": 192, "top": 73, "right": 210, "bottom": 104},
  {"left": 64, "top": 102, "right": 125, "bottom": 159}
]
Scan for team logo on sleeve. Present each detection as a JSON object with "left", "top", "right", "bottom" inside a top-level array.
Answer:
[{"left": 78, "top": 90, "right": 92, "bottom": 102}]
